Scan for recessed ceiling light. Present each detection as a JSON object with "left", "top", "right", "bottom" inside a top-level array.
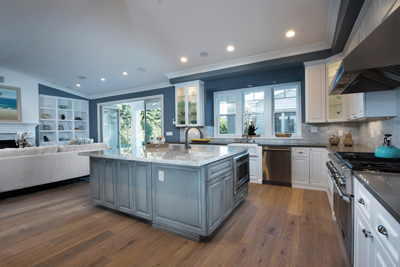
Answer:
[
  {"left": 101, "top": 78, "right": 106, "bottom": 81},
  {"left": 200, "top": 52, "right": 209, "bottom": 57},
  {"left": 137, "top": 68, "right": 146, "bottom": 72},
  {"left": 76, "top": 84, "right": 81, "bottom": 87},
  {"left": 286, "top": 30, "right": 295, "bottom": 38},
  {"left": 227, "top": 45, "right": 235, "bottom": 52},
  {"left": 123, "top": 72, "right": 128, "bottom": 76},
  {"left": 180, "top": 57, "right": 188, "bottom": 63}
]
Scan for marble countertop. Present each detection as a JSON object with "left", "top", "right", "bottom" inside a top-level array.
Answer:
[
  {"left": 80, "top": 144, "right": 247, "bottom": 166},
  {"left": 354, "top": 171, "right": 400, "bottom": 224},
  {"left": 170, "top": 142, "right": 375, "bottom": 153}
]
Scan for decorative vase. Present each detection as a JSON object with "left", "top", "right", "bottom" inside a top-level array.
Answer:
[
  {"left": 343, "top": 131, "right": 354, "bottom": 146},
  {"left": 61, "top": 114, "right": 66, "bottom": 120},
  {"left": 329, "top": 135, "right": 340, "bottom": 145}
]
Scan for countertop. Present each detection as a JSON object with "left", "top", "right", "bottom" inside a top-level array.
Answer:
[
  {"left": 170, "top": 142, "right": 375, "bottom": 153},
  {"left": 80, "top": 144, "right": 247, "bottom": 166},
  {"left": 353, "top": 171, "right": 400, "bottom": 224}
]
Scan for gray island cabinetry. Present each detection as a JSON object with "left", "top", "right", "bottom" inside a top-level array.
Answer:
[{"left": 82, "top": 144, "right": 248, "bottom": 241}]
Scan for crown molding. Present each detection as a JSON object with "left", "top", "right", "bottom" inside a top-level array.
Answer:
[
  {"left": 90, "top": 82, "right": 172, "bottom": 100},
  {"left": 165, "top": 41, "right": 331, "bottom": 80},
  {"left": 326, "top": 0, "right": 342, "bottom": 45}
]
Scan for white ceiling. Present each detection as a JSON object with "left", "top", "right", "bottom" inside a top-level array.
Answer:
[{"left": 0, "top": 0, "right": 339, "bottom": 98}]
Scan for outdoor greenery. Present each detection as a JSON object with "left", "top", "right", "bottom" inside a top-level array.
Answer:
[
  {"left": 219, "top": 117, "right": 227, "bottom": 134},
  {"left": 118, "top": 104, "right": 132, "bottom": 149},
  {"left": 140, "top": 108, "right": 162, "bottom": 143}
]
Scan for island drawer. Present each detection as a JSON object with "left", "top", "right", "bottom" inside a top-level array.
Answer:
[
  {"left": 207, "top": 158, "right": 233, "bottom": 181},
  {"left": 234, "top": 185, "right": 248, "bottom": 207}
]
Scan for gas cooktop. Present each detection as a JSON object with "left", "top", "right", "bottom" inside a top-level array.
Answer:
[{"left": 334, "top": 152, "right": 400, "bottom": 173}]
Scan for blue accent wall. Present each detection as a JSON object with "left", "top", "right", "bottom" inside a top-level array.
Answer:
[
  {"left": 89, "top": 86, "right": 179, "bottom": 142},
  {"left": 39, "top": 84, "right": 88, "bottom": 100},
  {"left": 202, "top": 67, "right": 305, "bottom": 126}
]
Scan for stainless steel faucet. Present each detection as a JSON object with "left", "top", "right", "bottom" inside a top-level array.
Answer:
[{"left": 185, "top": 127, "right": 204, "bottom": 150}]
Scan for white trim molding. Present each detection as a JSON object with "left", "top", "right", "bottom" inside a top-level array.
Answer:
[
  {"left": 165, "top": 41, "right": 332, "bottom": 80},
  {"left": 325, "top": 0, "right": 342, "bottom": 46}
]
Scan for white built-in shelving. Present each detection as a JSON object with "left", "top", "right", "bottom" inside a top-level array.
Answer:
[{"left": 39, "top": 95, "right": 89, "bottom": 145}]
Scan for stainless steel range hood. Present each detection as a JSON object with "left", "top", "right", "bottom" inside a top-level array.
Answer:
[{"left": 330, "top": 7, "right": 400, "bottom": 95}]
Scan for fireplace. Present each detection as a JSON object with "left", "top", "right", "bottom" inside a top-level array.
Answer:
[{"left": 0, "top": 140, "right": 18, "bottom": 149}]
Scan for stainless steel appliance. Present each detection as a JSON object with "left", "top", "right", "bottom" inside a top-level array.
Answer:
[
  {"left": 326, "top": 151, "right": 400, "bottom": 266},
  {"left": 330, "top": 6, "right": 400, "bottom": 95},
  {"left": 233, "top": 152, "right": 250, "bottom": 195},
  {"left": 262, "top": 146, "right": 291, "bottom": 186}
]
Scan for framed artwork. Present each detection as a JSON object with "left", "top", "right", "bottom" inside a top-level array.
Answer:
[{"left": 0, "top": 85, "right": 21, "bottom": 122}]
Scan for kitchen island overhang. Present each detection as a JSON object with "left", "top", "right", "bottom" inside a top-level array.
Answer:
[{"left": 80, "top": 144, "right": 249, "bottom": 241}]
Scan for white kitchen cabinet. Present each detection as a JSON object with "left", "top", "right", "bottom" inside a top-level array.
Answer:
[
  {"left": 292, "top": 147, "right": 327, "bottom": 191},
  {"left": 305, "top": 64, "right": 326, "bottom": 123},
  {"left": 309, "top": 148, "right": 327, "bottom": 188},
  {"left": 227, "top": 143, "right": 262, "bottom": 184},
  {"left": 354, "top": 178, "right": 400, "bottom": 267},
  {"left": 343, "top": 91, "right": 397, "bottom": 121},
  {"left": 175, "top": 80, "right": 204, "bottom": 127}
]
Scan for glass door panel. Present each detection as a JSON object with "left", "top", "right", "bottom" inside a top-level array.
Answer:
[
  {"left": 144, "top": 100, "right": 162, "bottom": 143},
  {"left": 101, "top": 106, "right": 120, "bottom": 151},
  {"left": 176, "top": 87, "right": 186, "bottom": 126},
  {"left": 187, "top": 85, "right": 197, "bottom": 125}
]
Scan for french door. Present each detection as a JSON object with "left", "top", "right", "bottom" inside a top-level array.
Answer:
[{"left": 101, "top": 106, "right": 120, "bottom": 150}]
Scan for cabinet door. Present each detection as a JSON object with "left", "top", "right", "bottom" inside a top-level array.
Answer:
[
  {"left": 176, "top": 86, "right": 186, "bottom": 126},
  {"left": 291, "top": 156, "right": 310, "bottom": 186},
  {"left": 187, "top": 85, "right": 199, "bottom": 126},
  {"left": 152, "top": 165, "right": 205, "bottom": 235},
  {"left": 222, "top": 173, "right": 233, "bottom": 218},
  {"left": 249, "top": 157, "right": 257, "bottom": 183},
  {"left": 90, "top": 158, "right": 103, "bottom": 204},
  {"left": 117, "top": 161, "right": 134, "bottom": 214},
  {"left": 375, "top": 237, "right": 396, "bottom": 267},
  {"left": 309, "top": 148, "right": 326, "bottom": 189},
  {"left": 133, "top": 162, "right": 152, "bottom": 220},
  {"left": 208, "top": 177, "right": 223, "bottom": 233},
  {"left": 354, "top": 209, "right": 376, "bottom": 267},
  {"left": 103, "top": 159, "right": 117, "bottom": 209},
  {"left": 305, "top": 65, "right": 326, "bottom": 123}
]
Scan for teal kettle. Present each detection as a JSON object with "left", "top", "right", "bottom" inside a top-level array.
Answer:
[{"left": 375, "top": 134, "right": 400, "bottom": 159}]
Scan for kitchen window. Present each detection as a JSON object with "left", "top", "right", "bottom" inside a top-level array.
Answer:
[{"left": 214, "top": 82, "right": 301, "bottom": 138}]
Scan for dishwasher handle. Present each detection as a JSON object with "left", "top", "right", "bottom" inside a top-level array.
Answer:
[{"left": 263, "top": 147, "right": 291, "bottom": 152}]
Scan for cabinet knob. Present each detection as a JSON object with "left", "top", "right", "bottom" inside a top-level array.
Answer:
[
  {"left": 358, "top": 198, "right": 365, "bottom": 205},
  {"left": 362, "top": 228, "right": 373, "bottom": 239},
  {"left": 378, "top": 225, "right": 388, "bottom": 237}
]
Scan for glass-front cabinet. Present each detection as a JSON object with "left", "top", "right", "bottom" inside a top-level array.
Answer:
[
  {"left": 326, "top": 59, "right": 344, "bottom": 122},
  {"left": 175, "top": 80, "right": 204, "bottom": 127}
]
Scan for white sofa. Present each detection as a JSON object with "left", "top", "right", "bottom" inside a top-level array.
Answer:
[{"left": 0, "top": 143, "right": 108, "bottom": 193}]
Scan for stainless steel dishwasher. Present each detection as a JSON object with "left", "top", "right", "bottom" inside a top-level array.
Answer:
[{"left": 262, "top": 146, "right": 292, "bottom": 186}]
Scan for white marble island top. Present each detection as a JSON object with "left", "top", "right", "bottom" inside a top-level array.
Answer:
[{"left": 80, "top": 144, "right": 247, "bottom": 166}]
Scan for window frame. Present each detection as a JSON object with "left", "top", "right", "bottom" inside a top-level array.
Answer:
[{"left": 213, "top": 82, "right": 302, "bottom": 138}]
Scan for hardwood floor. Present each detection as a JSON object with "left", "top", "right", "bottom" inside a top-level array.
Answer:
[{"left": 0, "top": 181, "right": 349, "bottom": 267}]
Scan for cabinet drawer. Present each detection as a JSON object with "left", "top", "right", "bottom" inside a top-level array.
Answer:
[
  {"left": 207, "top": 158, "right": 233, "bottom": 181},
  {"left": 234, "top": 185, "right": 248, "bottom": 207},
  {"left": 374, "top": 201, "right": 400, "bottom": 265},
  {"left": 355, "top": 181, "right": 373, "bottom": 221},
  {"left": 247, "top": 146, "right": 258, "bottom": 156},
  {"left": 292, "top": 147, "right": 309, "bottom": 157}
]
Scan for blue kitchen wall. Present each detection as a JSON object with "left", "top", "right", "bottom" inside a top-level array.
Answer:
[
  {"left": 39, "top": 84, "right": 88, "bottom": 100},
  {"left": 89, "top": 86, "right": 179, "bottom": 142},
  {"left": 202, "top": 67, "right": 305, "bottom": 126}
]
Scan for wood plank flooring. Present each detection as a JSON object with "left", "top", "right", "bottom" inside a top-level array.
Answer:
[{"left": 0, "top": 181, "right": 349, "bottom": 267}]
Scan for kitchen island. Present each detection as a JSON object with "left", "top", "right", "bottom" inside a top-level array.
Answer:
[{"left": 80, "top": 144, "right": 248, "bottom": 241}]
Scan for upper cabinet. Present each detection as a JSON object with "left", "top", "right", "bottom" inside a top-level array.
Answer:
[
  {"left": 305, "top": 63, "right": 326, "bottom": 123},
  {"left": 175, "top": 80, "right": 204, "bottom": 127},
  {"left": 326, "top": 59, "right": 344, "bottom": 122}
]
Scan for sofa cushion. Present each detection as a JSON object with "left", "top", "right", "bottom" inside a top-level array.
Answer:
[
  {"left": 0, "top": 146, "right": 43, "bottom": 158},
  {"left": 41, "top": 145, "right": 59, "bottom": 154}
]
